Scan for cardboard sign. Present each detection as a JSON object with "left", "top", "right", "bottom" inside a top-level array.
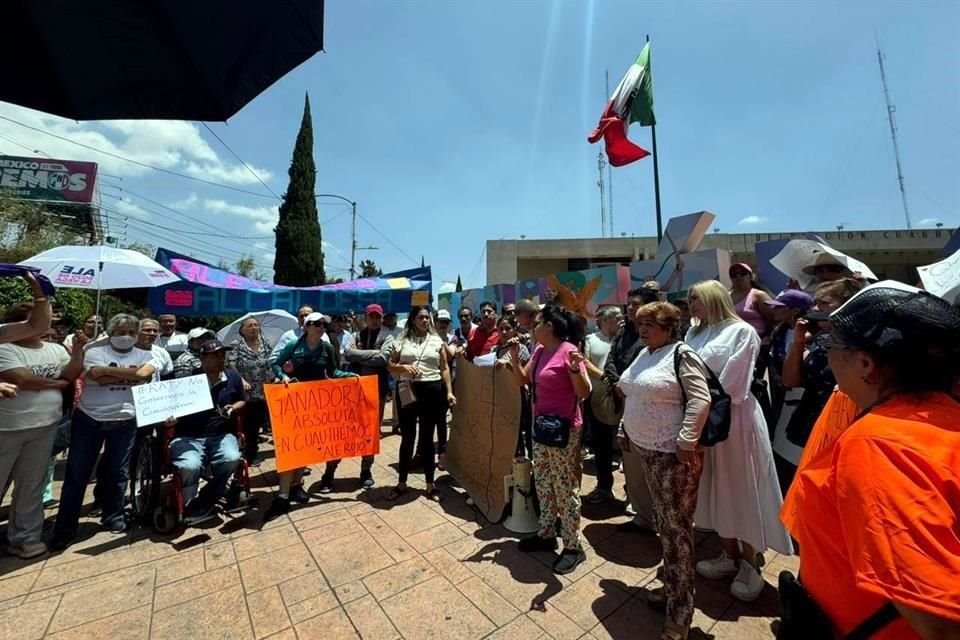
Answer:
[
  {"left": 446, "top": 359, "right": 522, "bottom": 522},
  {"left": 131, "top": 374, "right": 214, "bottom": 428},
  {"left": 918, "top": 248, "right": 960, "bottom": 304},
  {"left": 264, "top": 376, "right": 381, "bottom": 473}
]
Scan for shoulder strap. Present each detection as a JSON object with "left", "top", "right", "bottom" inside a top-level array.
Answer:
[
  {"left": 673, "top": 344, "right": 689, "bottom": 406},
  {"left": 845, "top": 602, "right": 899, "bottom": 640}
]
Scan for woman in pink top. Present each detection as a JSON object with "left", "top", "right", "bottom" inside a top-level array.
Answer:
[
  {"left": 729, "top": 263, "right": 774, "bottom": 338},
  {"left": 508, "top": 305, "right": 592, "bottom": 575}
]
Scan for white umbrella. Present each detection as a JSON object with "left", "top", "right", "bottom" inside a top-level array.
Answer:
[
  {"left": 20, "top": 244, "right": 180, "bottom": 318},
  {"left": 917, "top": 248, "right": 960, "bottom": 304},
  {"left": 770, "top": 239, "right": 877, "bottom": 289},
  {"left": 217, "top": 310, "right": 298, "bottom": 347}
]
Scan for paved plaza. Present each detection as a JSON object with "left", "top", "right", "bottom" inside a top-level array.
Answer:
[{"left": 0, "top": 423, "right": 791, "bottom": 640}]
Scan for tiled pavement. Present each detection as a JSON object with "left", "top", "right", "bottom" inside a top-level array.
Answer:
[{"left": 0, "top": 423, "right": 792, "bottom": 639}]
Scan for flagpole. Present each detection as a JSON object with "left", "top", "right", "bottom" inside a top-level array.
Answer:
[{"left": 647, "top": 34, "right": 663, "bottom": 242}]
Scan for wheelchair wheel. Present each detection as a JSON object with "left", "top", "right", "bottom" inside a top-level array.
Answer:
[
  {"left": 131, "top": 435, "right": 161, "bottom": 522},
  {"left": 152, "top": 506, "right": 179, "bottom": 534}
]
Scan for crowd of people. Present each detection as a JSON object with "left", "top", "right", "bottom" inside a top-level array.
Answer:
[{"left": 0, "top": 251, "right": 958, "bottom": 640}]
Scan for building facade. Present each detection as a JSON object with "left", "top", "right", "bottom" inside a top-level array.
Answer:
[{"left": 487, "top": 228, "right": 953, "bottom": 286}]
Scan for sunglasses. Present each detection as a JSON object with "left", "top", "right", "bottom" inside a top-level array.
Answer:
[{"left": 815, "top": 265, "right": 846, "bottom": 274}]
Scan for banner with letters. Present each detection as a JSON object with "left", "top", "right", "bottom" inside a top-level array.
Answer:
[
  {"left": 0, "top": 155, "right": 98, "bottom": 203},
  {"left": 263, "top": 376, "right": 381, "bottom": 473},
  {"left": 148, "top": 248, "right": 432, "bottom": 316}
]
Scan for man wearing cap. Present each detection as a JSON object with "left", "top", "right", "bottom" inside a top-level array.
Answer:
[
  {"left": 381, "top": 311, "right": 402, "bottom": 341},
  {"left": 337, "top": 303, "right": 393, "bottom": 490},
  {"left": 764, "top": 290, "right": 813, "bottom": 430},
  {"left": 164, "top": 339, "right": 244, "bottom": 523},
  {"left": 174, "top": 327, "right": 215, "bottom": 378},
  {"left": 156, "top": 314, "right": 188, "bottom": 358}
]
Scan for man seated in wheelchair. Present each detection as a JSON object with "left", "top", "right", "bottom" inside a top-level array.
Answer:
[{"left": 163, "top": 339, "right": 245, "bottom": 522}]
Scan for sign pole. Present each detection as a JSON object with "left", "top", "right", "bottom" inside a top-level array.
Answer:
[{"left": 647, "top": 34, "right": 663, "bottom": 243}]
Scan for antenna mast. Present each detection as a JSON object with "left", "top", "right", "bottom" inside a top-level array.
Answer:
[
  {"left": 877, "top": 41, "right": 912, "bottom": 229},
  {"left": 597, "top": 152, "right": 606, "bottom": 237},
  {"left": 605, "top": 69, "right": 614, "bottom": 237}
]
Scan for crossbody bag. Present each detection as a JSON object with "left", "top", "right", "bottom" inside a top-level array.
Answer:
[{"left": 529, "top": 349, "right": 578, "bottom": 448}]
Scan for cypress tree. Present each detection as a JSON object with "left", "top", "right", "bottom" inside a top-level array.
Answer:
[
  {"left": 455, "top": 275, "right": 463, "bottom": 292},
  {"left": 273, "top": 93, "right": 325, "bottom": 285}
]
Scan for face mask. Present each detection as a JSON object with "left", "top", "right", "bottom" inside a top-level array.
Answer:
[{"left": 111, "top": 335, "right": 137, "bottom": 350}]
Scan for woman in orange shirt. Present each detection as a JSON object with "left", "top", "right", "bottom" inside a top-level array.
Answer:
[{"left": 780, "top": 282, "right": 960, "bottom": 640}]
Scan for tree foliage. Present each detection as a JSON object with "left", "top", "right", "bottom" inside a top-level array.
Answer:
[
  {"left": 273, "top": 93, "right": 325, "bottom": 286},
  {"left": 359, "top": 259, "right": 382, "bottom": 277}
]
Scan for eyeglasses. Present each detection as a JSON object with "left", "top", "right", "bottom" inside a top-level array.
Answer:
[{"left": 815, "top": 265, "right": 846, "bottom": 274}]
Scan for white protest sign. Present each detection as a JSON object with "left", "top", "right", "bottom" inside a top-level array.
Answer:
[
  {"left": 131, "top": 374, "right": 213, "bottom": 428},
  {"left": 770, "top": 240, "right": 877, "bottom": 289},
  {"left": 917, "top": 248, "right": 960, "bottom": 304}
]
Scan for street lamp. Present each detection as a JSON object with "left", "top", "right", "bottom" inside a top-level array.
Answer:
[{"left": 314, "top": 193, "right": 376, "bottom": 280}]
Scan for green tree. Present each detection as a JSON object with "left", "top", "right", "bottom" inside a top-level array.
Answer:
[
  {"left": 122, "top": 242, "right": 155, "bottom": 258},
  {"left": 273, "top": 93, "right": 324, "bottom": 286},
  {"left": 359, "top": 259, "right": 382, "bottom": 277},
  {"left": 234, "top": 255, "right": 256, "bottom": 277},
  {"left": 455, "top": 275, "right": 463, "bottom": 292}
]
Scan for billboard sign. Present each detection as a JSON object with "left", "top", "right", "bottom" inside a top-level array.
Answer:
[{"left": 0, "top": 155, "right": 98, "bottom": 203}]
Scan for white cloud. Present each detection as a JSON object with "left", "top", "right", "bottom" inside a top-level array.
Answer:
[
  {"left": 203, "top": 199, "right": 279, "bottom": 234},
  {"left": 738, "top": 215, "right": 768, "bottom": 225},
  {"left": 0, "top": 103, "right": 273, "bottom": 186},
  {"left": 169, "top": 193, "right": 198, "bottom": 209},
  {"left": 917, "top": 217, "right": 940, "bottom": 226},
  {"left": 438, "top": 281, "right": 457, "bottom": 293},
  {"left": 113, "top": 197, "right": 148, "bottom": 219}
]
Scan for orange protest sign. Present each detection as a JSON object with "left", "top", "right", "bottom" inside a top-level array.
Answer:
[{"left": 263, "top": 376, "right": 381, "bottom": 473}]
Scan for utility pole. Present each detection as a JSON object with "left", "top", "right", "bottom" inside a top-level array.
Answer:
[
  {"left": 350, "top": 200, "right": 357, "bottom": 279},
  {"left": 605, "top": 69, "right": 614, "bottom": 237},
  {"left": 597, "top": 152, "right": 607, "bottom": 237},
  {"left": 877, "top": 41, "right": 912, "bottom": 229}
]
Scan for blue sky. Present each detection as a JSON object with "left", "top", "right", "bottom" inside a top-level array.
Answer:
[{"left": 1, "top": 0, "right": 957, "bottom": 293}]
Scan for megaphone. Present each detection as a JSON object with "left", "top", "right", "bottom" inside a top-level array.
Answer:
[{"left": 503, "top": 456, "right": 539, "bottom": 534}]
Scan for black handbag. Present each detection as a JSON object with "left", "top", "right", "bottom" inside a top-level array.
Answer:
[
  {"left": 530, "top": 350, "right": 576, "bottom": 448},
  {"left": 777, "top": 571, "right": 899, "bottom": 640},
  {"left": 673, "top": 344, "right": 732, "bottom": 447}
]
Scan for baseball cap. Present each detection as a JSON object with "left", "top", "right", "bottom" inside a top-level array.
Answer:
[
  {"left": 303, "top": 312, "right": 331, "bottom": 325},
  {"left": 764, "top": 290, "right": 813, "bottom": 311},
  {"left": 198, "top": 339, "right": 232, "bottom": 355},
  {"left": 829, "top": 281, "right": 960, "bottom": 356},
  {"left": 436, "top": 309, "right": 452, "bottom": 321},
  {"left": 365, "top": 304, "right": 384, "bottom": 317},
  {"left": 187, "top": 327, "right": 215, "bottom": 341}
]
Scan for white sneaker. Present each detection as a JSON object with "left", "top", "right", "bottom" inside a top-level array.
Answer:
[
  {"left": 730, "top": 562, "right": 765, "bottom": 602},
  {"left": 9, "top": 541, "right": 47, "bottom": 559},
  {"left": 695, "top": 550, "right": 739, "bottom": 580}
]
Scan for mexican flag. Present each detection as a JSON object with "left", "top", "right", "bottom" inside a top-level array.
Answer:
[{"left": 588, "top": 43, "right": 656, "bottom": 167}]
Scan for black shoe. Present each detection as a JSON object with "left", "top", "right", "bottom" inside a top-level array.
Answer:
[
  {"left": 617, "top": 521, "right": 656, "bottom": 535},
  {"left": 262, "top": 496, "right": 290, "bottom": 523},
  {"left": 360, "top": 471, "right": 375, "bottom": 489},
  {"left": 302, "top": 468, "right": 312, "bottom": 476},
  {"left": 518, "top": 535, "right": 558, "bottom": 553},
  {"left": 289, "top": 485, "right": 310, "bottom": 504},
  {"left": 48, "top": 531, "right": 75, "bottom": 552},
  {"left": 553, "top": 548, "right": 587, "bottom": 575},
  {"left": 318, "top": 473, "right": 334, "bottom": 494},
  {"left": 43, "top": 499, "right": 59, "bottom": 509},
  {"left": 88, "top": 504, "right": 102, "bottom": 518}
]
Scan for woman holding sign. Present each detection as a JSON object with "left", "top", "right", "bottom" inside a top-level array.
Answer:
[
  {"left": 507, "top": 305, "right": 591, "bottom": 575},
  {"left": 263, "top": 312, "right": 356, "bottom": 523},
  {"left": 386, "top": 306, "right": 456, "bottom": 502}
]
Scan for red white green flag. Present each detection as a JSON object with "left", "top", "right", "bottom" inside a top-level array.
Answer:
[{"left": 588, "top": 43, "right": 656, "bottom": 167}]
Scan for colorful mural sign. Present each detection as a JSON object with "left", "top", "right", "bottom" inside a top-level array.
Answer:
[{"left": 148, "top": 248, "right": 432, "bottom": 316}]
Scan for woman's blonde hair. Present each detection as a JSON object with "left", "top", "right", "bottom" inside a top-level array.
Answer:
[{"left": 688, "top": 280, "right": 741, "bottom": 335}]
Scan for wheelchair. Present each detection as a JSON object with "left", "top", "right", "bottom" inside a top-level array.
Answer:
[{"left": 129, "top": 414, "right": 255, "bottom": 534}]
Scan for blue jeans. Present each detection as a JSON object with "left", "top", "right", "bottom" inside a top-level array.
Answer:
[
  {"left": 170, "top": 433, "right": 240, "bottom": 506},
  {"left": 55, "top": 410, "right": 136, "bottom": 536}
]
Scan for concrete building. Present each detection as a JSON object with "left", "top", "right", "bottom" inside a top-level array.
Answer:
[{"left": 487, "top": 227, "right": 953, "bottom": 285}]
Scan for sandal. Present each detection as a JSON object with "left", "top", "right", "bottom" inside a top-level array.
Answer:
[
  {"left": 424, "top": 488, "right": 443, "bottom": 503},
  {"left": 386, "top": 486, "right": 408, "bottom": 501}
]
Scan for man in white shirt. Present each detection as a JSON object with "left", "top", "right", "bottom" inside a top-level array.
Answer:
[
  {"left": 137, "top": 318, "right": 174, "bottom": 381},
  {"left": 155, "top": 314, "right": 188, "bottom": 358},
  {"left": 583, "top": 305, "right": 624, "bottom": 504},
  {"left": 63, "top": 314, "right": 105, "bottom": 351}
]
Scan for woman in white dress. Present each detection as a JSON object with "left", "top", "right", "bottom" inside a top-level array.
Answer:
[{"left": 684, "top": 280, "right": 793, "bottom": 602}]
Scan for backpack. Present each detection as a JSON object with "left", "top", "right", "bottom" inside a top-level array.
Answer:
[{"left": 672, "top": 344, "right": 732, "bottom": 447}]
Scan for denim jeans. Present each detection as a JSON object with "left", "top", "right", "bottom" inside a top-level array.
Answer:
[
  {"left": 170, "top": 433, "right": 240, "bottom": 506},
  {"left": 0, "top": 424, "right": 57, "bottom": 546},
  {"left": 55, "top": 410, "right": 136, "bottom": 536}
]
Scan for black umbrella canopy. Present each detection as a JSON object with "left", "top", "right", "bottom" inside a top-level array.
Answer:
[{"left": 0, "top": 0, "right": 324, "bottom": 121}]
